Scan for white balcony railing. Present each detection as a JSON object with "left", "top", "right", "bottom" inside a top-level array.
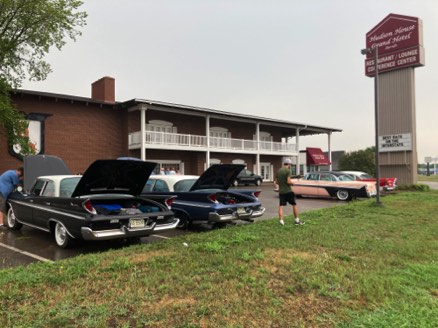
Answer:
[{"left": 129, "top": 131, "right": 297, "bottom": 154}]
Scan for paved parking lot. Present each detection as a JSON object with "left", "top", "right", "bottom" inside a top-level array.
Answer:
[{"left": 0, "top": 182, "right": 344, "bottom": 269}]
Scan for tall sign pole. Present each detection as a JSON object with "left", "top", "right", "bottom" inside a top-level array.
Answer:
[
  {"left": 362, "top": 13, "right": 425, "bottom": 186},
  {"left": 373, "top": 47, "right": 381, "bottom": 204}
]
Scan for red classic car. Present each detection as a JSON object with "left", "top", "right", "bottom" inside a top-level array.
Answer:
[{"left": 340, "top": 171, "right": 397, "bottom": 191}]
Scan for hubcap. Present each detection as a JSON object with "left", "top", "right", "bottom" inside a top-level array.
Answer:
[
  {"left": 7, "top": 208, "right": 15, "bottom": 226},
  {"left": 55, "top": 223, "right": 67, "bottom": 245}
]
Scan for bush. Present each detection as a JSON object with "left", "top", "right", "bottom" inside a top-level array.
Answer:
[{"left": 395, "top": 184, "right": 430, "bottom": 192}]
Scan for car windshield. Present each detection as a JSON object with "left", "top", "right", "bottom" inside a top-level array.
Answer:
[{"left": 60, "top": 177, "right": 81, "bottom": 197}]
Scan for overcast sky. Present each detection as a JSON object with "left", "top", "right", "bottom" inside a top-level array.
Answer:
[{"left": 21, "top": 0, "right": 437, "bottom": 162}]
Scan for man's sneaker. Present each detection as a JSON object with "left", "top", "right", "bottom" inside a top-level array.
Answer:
[
  {"left": 294, "top": 221, "right": 305, "bottom": 225},
  {"left": 279, "top": 220, "right": 285, "bottom": 226}
]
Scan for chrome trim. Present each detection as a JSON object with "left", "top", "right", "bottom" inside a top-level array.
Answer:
[
  {"left": 151, "top": 219, "right": 180, "bottom": 231},
  {"left": 81, "top": 222, "right": 157, "bottom": 241},
  {"left": 173, "top": 201, "right": 211, "bottom": 208},
  {"left": 208, "top": 207, "right": 265, "bottom": 222},
  {"left": 9, "top": 200, "right": 85, "bottom": 220}
]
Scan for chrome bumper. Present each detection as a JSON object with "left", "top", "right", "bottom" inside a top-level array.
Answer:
[
  {"left": 208, "top": 207, "right": 266, "bottom": 222},
  {"left": 81, "top": 219, "right": 180, "bottom": 241}
]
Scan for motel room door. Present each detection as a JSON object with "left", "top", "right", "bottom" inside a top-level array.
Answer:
[{"left": 260, "top": 163, "right": 272, "bottom": 182}]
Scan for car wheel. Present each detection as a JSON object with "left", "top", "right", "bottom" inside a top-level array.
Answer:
[
  {"left": 6, "top": 206, "right": 23, "bottom": 230},
  {"left": 233, "top": 180, "right": 239, "bottom": 187},
  {"left": 255, "top": 179, "right": 262, "bottom": 186},
  {"left": 336, "top": 189, "right": 350, "bottom": 201},
  {"left": 176, "top": 212, "right": 190, "bottom": 230},
  {"left": 54, "top": 222, "right": 73, "bottom": 248}
]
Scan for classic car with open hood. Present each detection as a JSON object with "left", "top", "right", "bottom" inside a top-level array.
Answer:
[
  {"left": 6, "top": 157, "right": 179, "bottom": 248},
  {"left": 142, "top": 164, "right": 265, "bottom": 228}
]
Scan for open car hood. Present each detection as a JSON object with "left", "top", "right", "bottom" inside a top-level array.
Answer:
[
  {"left": 189, "top": 164, "right": 245, "bottom": 191},
  {"left": 23, "top": 155, "right": 72, "bottom": 191},
  {"left": 71, "top": 159, "right": 157, "bottom": 197}
]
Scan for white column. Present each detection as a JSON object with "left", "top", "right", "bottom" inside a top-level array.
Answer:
[
  {"left": 327, "top": 132, "right": 332, "bottom": 171},
  {"left": 140, "top": 105, "right": 146, "bottom": 160},
  {"left": 256, "top": 122, "right": 260, "bottom": 174},
  {"left": 206, "top": 115, "right": 210, "bottom": 168},
  {"left": 295, "top": 129, "right": 300, "bottom": 175}
]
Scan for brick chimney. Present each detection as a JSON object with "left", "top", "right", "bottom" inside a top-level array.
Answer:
[{"left": 91, "top": 76, "right": 115, "bottom": 103}]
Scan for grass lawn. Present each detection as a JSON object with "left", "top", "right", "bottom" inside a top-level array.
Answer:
[
  {"left": 1, "top": 191, "right": 437, "bottom": 327},
  {"left": 418, "top": 174, "right": 438, "bottom": 182}
]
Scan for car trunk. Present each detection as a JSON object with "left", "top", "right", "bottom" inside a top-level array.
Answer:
[{"left": 78, "top": 196, "right": 175, "bottom": 231}]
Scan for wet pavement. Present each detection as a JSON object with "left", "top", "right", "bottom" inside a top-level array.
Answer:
[{"left": 0, "top": 182, "right": 344, "bottom": 270}]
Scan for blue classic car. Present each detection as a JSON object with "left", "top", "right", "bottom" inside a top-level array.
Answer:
[
  {"left": 6, "top": 156, "right": 179, "bottom": 248},
  {"left": 142, "top": 164, "right": 266, "bottom": 228}
]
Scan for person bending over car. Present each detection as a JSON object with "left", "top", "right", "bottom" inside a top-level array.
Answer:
[{"left": 0, "top": 167, "right": 24, "bottom": 228}]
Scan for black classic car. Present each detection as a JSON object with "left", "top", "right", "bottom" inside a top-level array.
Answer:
[
  {"left": 233, "top": 168, "right": 263, "bottom": 186},
  {"left": 6, "top": 157, "right": 179, "bottom": 248}
]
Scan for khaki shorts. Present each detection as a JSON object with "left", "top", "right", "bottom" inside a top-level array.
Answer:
[{"left": 0, "top": 193, "right": 6, "bottom": 214}]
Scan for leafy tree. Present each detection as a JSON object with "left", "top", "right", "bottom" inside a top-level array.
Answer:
[
  {"left": 339, "top": 146, "right": 376, "bottom": 176},
  {"left": 0, "top": 0, "right": 87, "bottom": 153}
]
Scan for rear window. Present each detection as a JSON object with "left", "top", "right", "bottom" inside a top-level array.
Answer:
[
  {"left": 60, "top": 177, "right": 81, "bottom": 197},
  {"left": 174, "top": 179, "right": 197, "bottom": 192}
]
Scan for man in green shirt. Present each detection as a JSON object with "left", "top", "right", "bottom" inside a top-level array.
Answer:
[{"left": 274, "top": 159, "right": 304, "bottom": 226}]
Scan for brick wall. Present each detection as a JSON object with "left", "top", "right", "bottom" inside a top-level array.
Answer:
[{"left": 1, "top": 94, "right": 127, "bottom": 174}]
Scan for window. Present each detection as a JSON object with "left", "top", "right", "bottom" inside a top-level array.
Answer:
[
  {"left": 306, "top": 173, "right": 319, "bottom": 181},
  {"left": 146, "top": 120, "right": 176, "bottom": 133},
  {"left": 153, "top": 180, "right": 169, "bottom": 192},
  {"left": 41, "top": 180, "right": 55, "bottom": 197},
  {"left": 60, "top": 177, "right": 81, "bottom": 197},
  {"left": 174, "top": 179, "right": 197, "bottom": 192},
  {"left": 31, "top": 180, "right": 46, "bottom": 196}
]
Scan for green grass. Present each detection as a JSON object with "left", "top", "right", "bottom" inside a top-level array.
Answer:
[
  {"left": 418, "top": 174, "right": 438, "bottom": 182},
  {"left": 1, "top": 191, "right": 438, "bottom": 327}
]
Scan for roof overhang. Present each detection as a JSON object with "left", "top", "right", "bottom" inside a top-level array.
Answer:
[{"left": 122, "top": 98, "right": 342, "bottom": 137}]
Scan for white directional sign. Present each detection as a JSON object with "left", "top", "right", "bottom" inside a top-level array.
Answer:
[{"left": 379, "top": 133, "right": 412, "bottom": 152}]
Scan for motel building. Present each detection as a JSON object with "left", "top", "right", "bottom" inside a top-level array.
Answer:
[{"left": 1, "top": 76, "right": 341, "bottom": 180}]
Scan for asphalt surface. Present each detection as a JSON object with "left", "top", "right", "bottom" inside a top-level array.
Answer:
[{"left": 0, "top": 182, "right": 344, "bottom": 269}]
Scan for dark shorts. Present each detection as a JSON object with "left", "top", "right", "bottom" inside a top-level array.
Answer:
[
  {"left": 279, "top": 192, "right": 297, "bottom": 206},
  {"left": 0, "top": 193, "right": 6, "bottom": 213}
]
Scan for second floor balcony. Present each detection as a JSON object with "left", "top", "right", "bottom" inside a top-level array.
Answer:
[{"left": 128, "top": 131, "right": 297, "bottom": 155}]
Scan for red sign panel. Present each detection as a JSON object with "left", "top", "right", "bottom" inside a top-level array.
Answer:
[
  {"left": 365, "top": 45, "right": 425, "bottom": 76},
  {"left": 366, "top": 13, "right": 422, "bottom": 57},
  {"left": 364, "top": 13, "right": 424, "bottom": 76}
]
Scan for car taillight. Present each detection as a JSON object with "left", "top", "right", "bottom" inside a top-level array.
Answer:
[
  {"left": 165, "top": 196, "right": 176, "bottom": 209},
  {"left": 83, "top": 200, "right": 97, "bottom": 214},
  {"left": 208, "top": 194, "right": 218, "bottom": 203},
  {"left": 253, "top": 191, "right": 261, "bottom": 198}
]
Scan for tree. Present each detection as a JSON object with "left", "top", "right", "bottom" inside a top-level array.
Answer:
[
  {"left": 0, "top": 0, "right": 87, "bottom": 153},
  {"left": 339, "top": 147, "right": 376, "bottom": 176}
]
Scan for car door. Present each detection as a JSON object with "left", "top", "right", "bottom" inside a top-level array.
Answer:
[
  {"left": 317, "top": 173, "right": 336, "bottom": 197},
  {"left": 31, "top": 179, "right": 57, "bottom": 230},
  {"left": 293, "top": 173, "right": 320, "bottom": 196}
]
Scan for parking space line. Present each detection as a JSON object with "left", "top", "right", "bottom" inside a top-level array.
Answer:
[{"left": 0, "top": 242, "right": 54, "bottom": 263}]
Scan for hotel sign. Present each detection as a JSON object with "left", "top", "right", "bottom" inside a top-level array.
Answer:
[
  {"left": 379, "top": 133, "right": 412, "bottom": 152},
  {"left": 364, "top": 13, "right": 425, "bottom": 77}
]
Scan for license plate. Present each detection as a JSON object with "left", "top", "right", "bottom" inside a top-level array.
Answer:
[
  {"left": 129, "top": 218, "right": 145, "bottom": 228},
  {"left": 237, "top": 207, "right": 246, "bottom": 215}
]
